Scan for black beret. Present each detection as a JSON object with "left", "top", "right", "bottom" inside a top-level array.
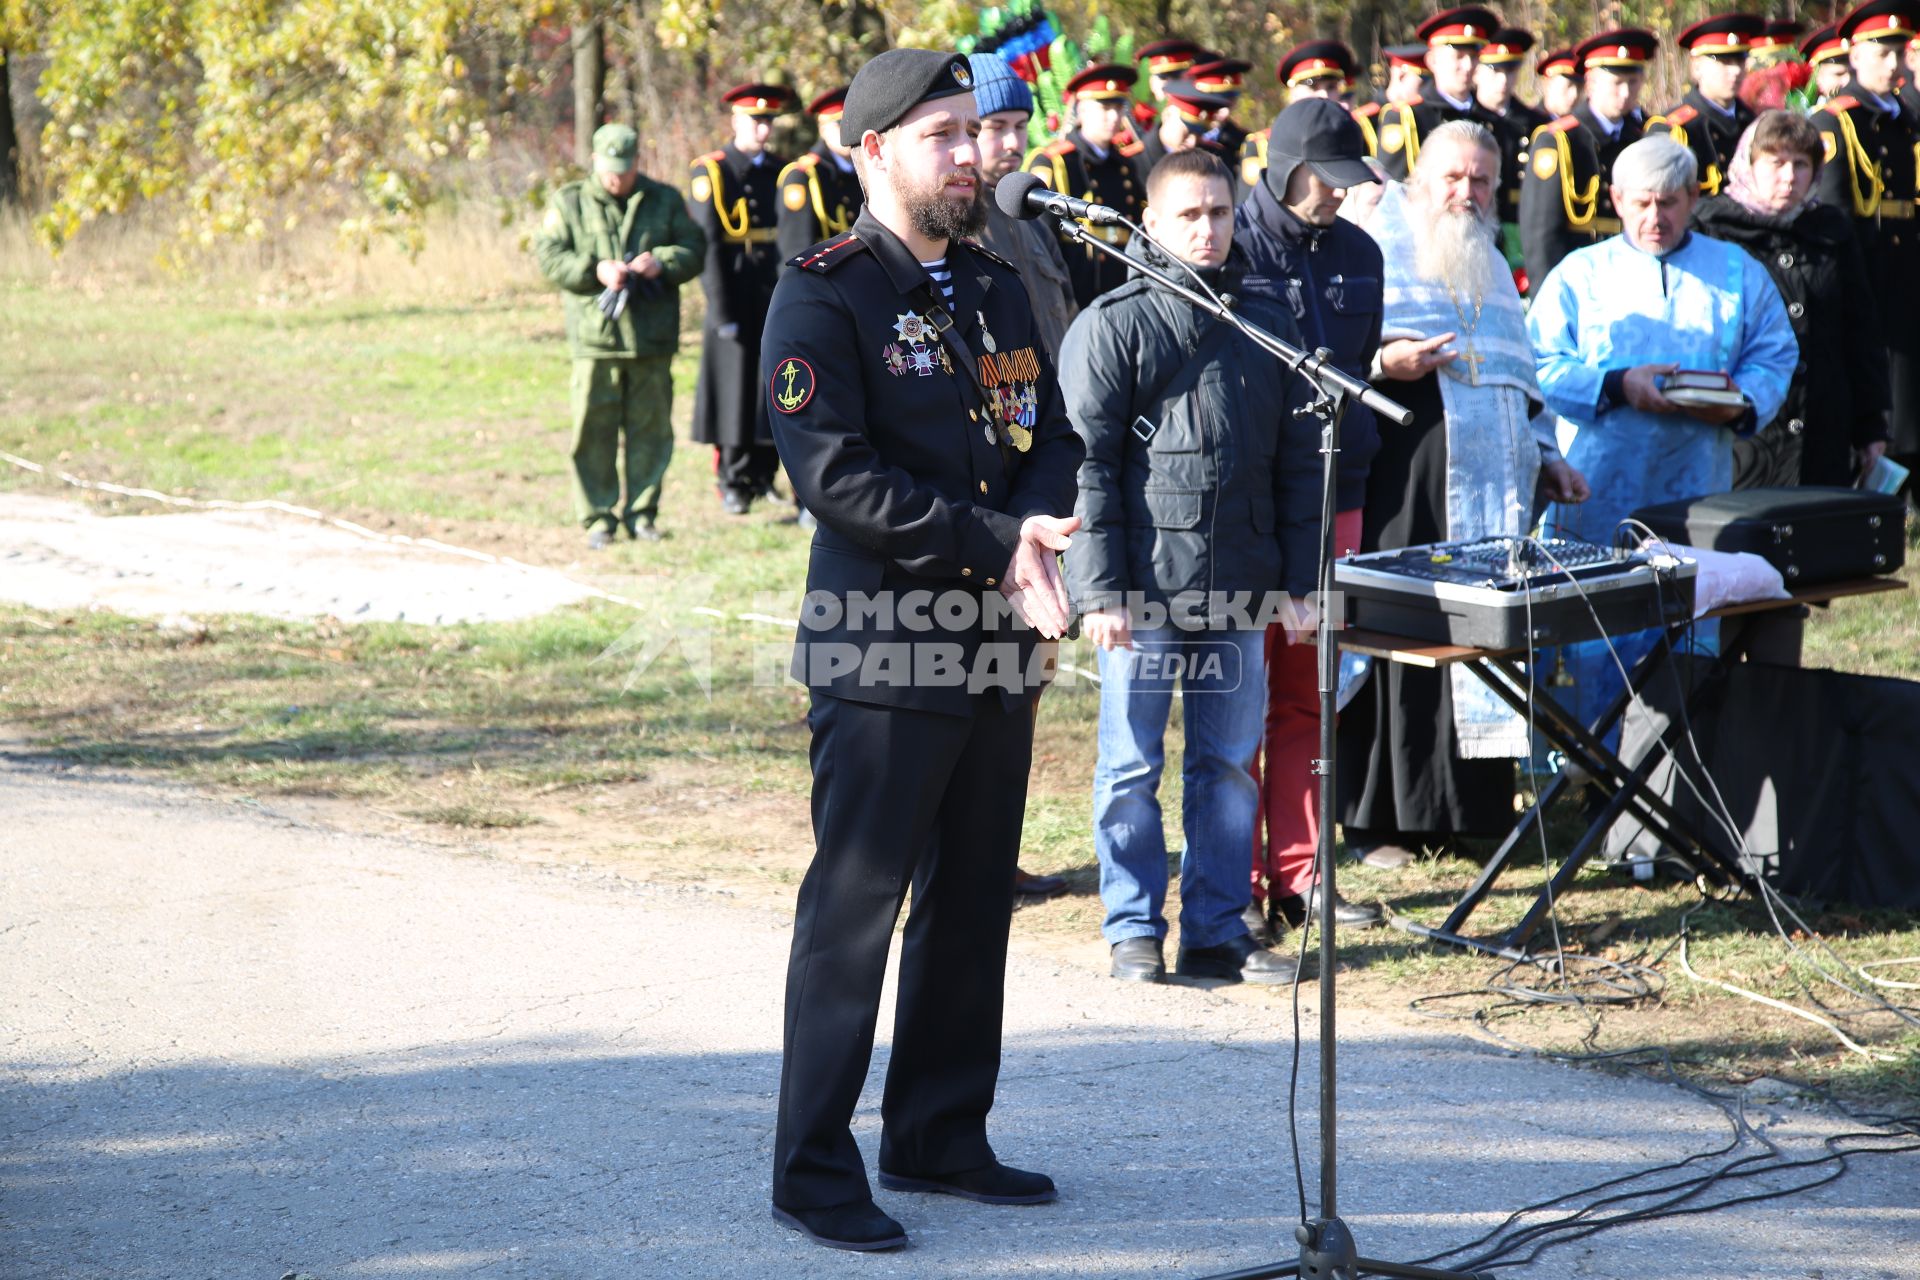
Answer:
[{"left": 840, "top": 49, "right": 977, "bottom": 139}]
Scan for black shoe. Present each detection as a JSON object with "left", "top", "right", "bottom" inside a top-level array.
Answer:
[
  {"left": 1109, "top": 936, "right": 1165, "bottom": 983},
  {"left": 1176, "top": 932, "right": 1299, "bottom": 985},
  {"left": 1014, "top": 868, "right": 1069, "bottom": 899},
  {"left": 877, "top": 1161, "right": 1057, "bottom": 1205},
  {"left": 720, "top": 487, "right": 751, "bottom": 515},
  {"left": 1272, "top": 889, "right": 1384, "bottom": 930},
  {"left": 586, "top": 526, "right": 612, "bottom": 551},
  {"left": 771, "top": 1200, "right": 907, "bottom": 1251},
  {"left": 1243, "top": 900, "right": 1280, "bottom": 947},
  {"left": 629, "top": 517, "right": 663, "bottom": 543}
]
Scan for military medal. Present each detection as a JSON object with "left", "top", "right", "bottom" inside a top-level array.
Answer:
[
  {"left": 984, "top": 423, "right": 997, "bottom": 445},
  {"left": 977, "top": 312, "right": 997, "bottom": 353}
]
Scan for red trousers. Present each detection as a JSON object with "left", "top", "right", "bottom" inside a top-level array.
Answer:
[{"left": 1252, "top": 509, "right": 1364, "bottom": 901}]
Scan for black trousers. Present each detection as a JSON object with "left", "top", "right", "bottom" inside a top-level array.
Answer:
[
  {"left": 771, "top": 690, "right": 1033, "bottom": 1210},
  {"left": 717, "top": 443, "right": 780, "bottom": 496}
]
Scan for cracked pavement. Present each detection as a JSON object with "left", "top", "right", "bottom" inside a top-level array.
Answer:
[{"left": 3, "top": 760, "right": 1917, "bottom": 1279}]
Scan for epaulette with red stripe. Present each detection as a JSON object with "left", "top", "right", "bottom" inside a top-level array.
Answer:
[
  {"left": 793, "top": 152, "right": 821, "bottom": 170},
  {"left": 1665, "top": 104, "right": 1700, "bottom": 125},
  {"left": 1355, "top": 102, "right": 1383, "bottom": 118},
  {"left": 693, "top": 149, "right": 726, "bottom": 165},
  {"left": 1040, "top": 138, "right": 1077, "bottom": 156},
  {"left": 792, "top": 231, "right": 867, "bottom": 273},
  {"left": 1543, "top": 114, "right": 1580, "bottom": 133},
  {"left": 1116, "top": 137, "right": 1145, "bottom": 157},
  {"left": 1822, "top": 95, "right": 1860, "bottom": 114}
]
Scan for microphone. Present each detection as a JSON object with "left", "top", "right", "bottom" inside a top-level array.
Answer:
[{"left": 994, "top": 171, "right": 1126, "bottom": 226}]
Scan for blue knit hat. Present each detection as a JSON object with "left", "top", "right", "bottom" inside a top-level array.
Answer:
[{"left": 966, "top": 51, "right": 1034, "bottom": 118}]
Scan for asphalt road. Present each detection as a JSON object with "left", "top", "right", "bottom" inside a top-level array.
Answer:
[{"left": 4, "top": 758, "right": 1916, "bottom": 1279}]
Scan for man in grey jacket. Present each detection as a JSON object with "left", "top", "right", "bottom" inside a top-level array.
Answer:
[{"left": 1062, "top": 149, "right": 1320, "bottom": 986}]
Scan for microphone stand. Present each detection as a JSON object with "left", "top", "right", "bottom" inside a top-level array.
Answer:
[{"left": 1053, "top": 216, "right": 1488, "bottom": 1280}]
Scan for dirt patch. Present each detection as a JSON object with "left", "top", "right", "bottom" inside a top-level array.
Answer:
[{"left": 0, "top": 494, "right": 594, "bottom": 624}]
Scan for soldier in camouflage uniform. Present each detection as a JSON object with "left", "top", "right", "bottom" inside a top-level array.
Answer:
[{"left": 533, "top": 124, "right": 706, "bottom": 546}]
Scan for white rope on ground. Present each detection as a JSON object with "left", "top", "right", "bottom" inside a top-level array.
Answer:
[{"left": 1, "top": 450, "right": 803, "bottom": 626}]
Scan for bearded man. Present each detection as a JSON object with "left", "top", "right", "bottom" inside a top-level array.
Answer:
[
  {"left": 761, "top": 49, "right": 1084, "bottom": 1253},
  {"left": 1339, "top": 120, "right": 1589, "bottom": 864}
]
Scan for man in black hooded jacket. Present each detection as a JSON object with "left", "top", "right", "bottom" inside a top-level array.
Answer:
[{"left": 1231, "top": 100, "right": 1404, "bottom": 921}]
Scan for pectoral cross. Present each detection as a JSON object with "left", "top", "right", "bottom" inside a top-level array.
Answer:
[{"left": 1455, "top": 340, "right": 1486, "bottom": 387}]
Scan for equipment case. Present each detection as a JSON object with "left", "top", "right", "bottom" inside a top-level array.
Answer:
[{"left": 1628, "top": 487, "right": 1906, "bottom": 586}]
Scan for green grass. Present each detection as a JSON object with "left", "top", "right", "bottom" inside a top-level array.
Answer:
[{"left": 2, "top": 256, "right": 1918, "bottom": 1108}]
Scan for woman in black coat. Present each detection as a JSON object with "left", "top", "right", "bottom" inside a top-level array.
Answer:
[{"left": 1692, "top": 110, "right": 1891, "bottom": 489}]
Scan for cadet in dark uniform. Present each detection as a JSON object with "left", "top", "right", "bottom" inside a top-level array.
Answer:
[
  {"left": 1536, "top": 45, "right": 1582, "bottom": 120},
  {"left": 1189, "top": 55, "right": 1254, "bottom": 167},
  {"left": 1382, "top": 42, "right": 1432, "bottom": 108},
  {"left": 1475, "top": 27, "right": 1549, "bottom": 269},
  {"left": 1376, "top": 7, "right": 1502, "bottom": 182},
  {"left": 1815, "top": 0, "right": 1920, "bottom": 490},
  {"left": 1804, "top": 23, "right": 1855, "bottom": 104},
  {"left": 1025, "top": 64, "right": 1147, "bottom": 306},
  {"left": 1133, "top": 37, "right": 1204, "bottom": 134},
  {"left": 690, "top": 82, "right": 796, "bottom": 515},
  {"left": 763, "top": 48, "right": 1083, "bottom": 1253},
  {"left": 1648, "top": 13, "right": 1764, "bottom": 197},
  {"left": 1238, "top": 40, "right": 1367, "bottom": 202},
  {"left": 776, "top": 87, "right": 860, "bottom": 264},
  {"left": 1519, "top": 29, "right": 1657, "bottom": 290},
  {"left": 1903, "top": 32, "right": 1920, "bottom": 115},
  {"left": 1135, "top": 77, "right": 1230, "bottom": 175}
]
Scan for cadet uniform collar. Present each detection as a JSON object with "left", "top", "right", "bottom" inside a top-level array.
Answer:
[{"left": 850, "top": 206, "right": 996, "bottom": 330}]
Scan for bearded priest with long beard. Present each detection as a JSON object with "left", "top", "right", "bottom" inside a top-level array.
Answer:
[{"left": 1336, "top": 120, "right": 1589, "bottom": 866}]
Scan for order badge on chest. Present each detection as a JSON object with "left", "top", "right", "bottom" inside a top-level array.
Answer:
[{"left": 883, "top": 312, "right": 953, "bottom": 378}]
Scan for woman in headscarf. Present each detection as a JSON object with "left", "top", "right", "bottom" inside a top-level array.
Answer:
[{"left": 1692, "top": 109, "right": 1891, "bottom": 487}]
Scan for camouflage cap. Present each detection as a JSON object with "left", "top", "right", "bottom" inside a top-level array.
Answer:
[{"left": 592, "top": 123, "right": 639, "bottom": 174}]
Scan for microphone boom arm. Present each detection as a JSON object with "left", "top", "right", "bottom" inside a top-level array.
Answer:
[{"left": 1049, "top": 214, "right": 1413, "bottom": 427}]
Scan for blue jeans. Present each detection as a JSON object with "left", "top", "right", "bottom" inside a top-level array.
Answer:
[{"left": 1092, "top": 626, "right": 1267, "bottom": 950}]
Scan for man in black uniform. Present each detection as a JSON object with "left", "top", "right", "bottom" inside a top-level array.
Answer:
[
  {"left": 1475, "top": 27, "right": 1549, "bottom": 272},
  {"left": 1537, "top": 45, "right": 1581, "bottom": 119},
  {"left": 691, "top": 82, "right": 797, "bottom": 515},
  {"left": 1189, "top": 55, "right": 1254, "bottom": 167},
  {"left": 1649, "top": 13, "right": 1764, "bottom": 197},
  {"left": 1136, "top": 76, "right": 1230, "bottom": 175},
  {"left": 1133, "top": 36, "right": 1204, "bottom": 135},
  {"left": 1815, "top": 0, "right": 1920, "bottom": 493},
  {"left": 1026, "top": 63, "right": 1148, "bottom": 306},
  {"left": 763, "top": 48, "right": 1084, "bottom": 1253},
  {"left": 775, "top": 87, "right": 860, "bottom": 264},
  {"left": 1519, "top": 28, "right": 1657, "bottom": 290},
  {"left": 1238, "top": 40, "right": 1365, "bottom": 201},
  {"left": 1376, "top": 6, "right": 1502, "bottom": 181},
  {"left": 1903, "top": 33, "right": 1920, "bottom": 114},
  {"left": 1804, "top": 23, "right": 1855, "bottom": 104}
]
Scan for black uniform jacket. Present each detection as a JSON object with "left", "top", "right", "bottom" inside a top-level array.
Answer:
[
  {"left": 1519, "top": 102, "right": 1646, "bottom": 291},
  {"left": 1649, "top": 90, "right": 1754, "bottom": 197},
  {"left": 1486, "top": 97, "right": 1551, "bottom": 226},
  {"left": 763, "top": 208, "right": 1085, "bottom": 717},
  {"left": 1026, "top": 129, "right": 1148, "bottom": 306},
  {"left": 1813, "top": 81, "right": 1920, "bottom": 455},
  {"left": 1374, "top": 94, "right": 1497, "bottom": 181},
  {"left": 775, "top": 142, "right": 862, "bottom": 264}
]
